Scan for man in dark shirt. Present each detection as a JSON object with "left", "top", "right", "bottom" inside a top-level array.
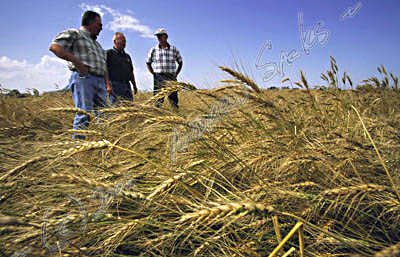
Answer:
[{"left": 106, "top": 32, "right": 138, "bottom": 104}]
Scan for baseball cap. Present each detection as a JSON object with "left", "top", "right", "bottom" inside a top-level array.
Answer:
[{"left": 154, "top": 28, "right": 168, "bottom": 36}]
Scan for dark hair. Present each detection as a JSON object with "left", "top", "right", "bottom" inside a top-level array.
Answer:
[{"left": 81, "top": 11, "right": 100, "bottom": 26}]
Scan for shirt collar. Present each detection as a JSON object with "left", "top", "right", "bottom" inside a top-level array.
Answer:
[
  {"left": 80, "top": 26, "right": 97, "bottom": 40},
  {"left": 113, "top": 47, "right": 126, "bottom": 55},
  {"left": 158, "top": 42, "right": 170, "bottom": 49}
]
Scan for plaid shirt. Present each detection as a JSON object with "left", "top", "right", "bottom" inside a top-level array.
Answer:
[
  {"left": 146, "top": 43, "right": 182, "bottom": 74},
  {"left": 52, "top": 27, "right": 107, "bottom": 76}
]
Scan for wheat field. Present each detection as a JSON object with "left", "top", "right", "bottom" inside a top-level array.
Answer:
[{"left": 1, "top": 62, "right": 400, "bottom": 256}]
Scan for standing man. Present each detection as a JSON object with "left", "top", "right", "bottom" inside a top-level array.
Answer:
[
  {"left": 107, "top": 32, "right": 138, "bottom": 104},
  {"left": 146, "top": 28, "right": 183, "bottom": 109},
  {"left": 49, "top": 10, "right": 111, "bottom": 139}
]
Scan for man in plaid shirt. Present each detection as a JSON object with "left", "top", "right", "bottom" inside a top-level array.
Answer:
[
  {"left": 146, "top": 28, "right": 183, "bottom": 109},
  {"left": 49, "top": 10, "right": 111, "bottom": 139}
]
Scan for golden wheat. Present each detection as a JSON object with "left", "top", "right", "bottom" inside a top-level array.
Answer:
[
  {"left": 219, "top": 66, "right": 261, "bottom": 93},
  {"left": 179, "top": 202, "right": 275, "bottom": 223},
  {"left": 147, "top": 172, "right": 189, "bottom": 200},
  {"left": 322, "top": 184, "right": 389, "bottom": 196},
  {"left": 0, "top": 156, "right": 51, "bottom": 182},
  {"left": 45, "top": 107, "right": 94, "bottom": 117},
  {"left": 143, "top": 116, "right": 186, "bottom": 125},
  {"left": 57, "top": 139, "right": 111, "bottom": 156}
]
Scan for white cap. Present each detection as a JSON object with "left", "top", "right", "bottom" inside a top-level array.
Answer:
[{"left": 154, "top": 28, "right": 168, "bottom": 36}]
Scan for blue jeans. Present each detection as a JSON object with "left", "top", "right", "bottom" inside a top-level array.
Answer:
[
  {"left": 70, "top": 71, "right": 107, "bottom": 139},
  {"left": 109, "top": 81, "right": 133, "bottom": 104}
]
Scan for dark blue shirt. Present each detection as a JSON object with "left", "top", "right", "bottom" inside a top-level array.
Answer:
[{"left": 106, "top": 48, "right": 133, "bottom": 82}]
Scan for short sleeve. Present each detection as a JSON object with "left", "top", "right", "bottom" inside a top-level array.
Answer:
[
  {"left": 146, "top": 48, "right": 154, "bottom": 64},
  {"left": 51, "top": 29, "right": 78, "bottom": 51},
  {"left": 106, "top": 50, "right": 112, "bottom": 65},
  {"left": 176, "top": 49, "right": 182, "bottom": 64},
  {"left": 127, "top": 54, "right": 134, "bottom": 71}
]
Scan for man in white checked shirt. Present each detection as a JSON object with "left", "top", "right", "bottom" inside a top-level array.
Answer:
[{"left": 146, "top": 28, "right": 183, "bottom": 109}]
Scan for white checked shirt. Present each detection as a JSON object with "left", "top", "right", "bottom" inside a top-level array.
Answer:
[
  {"left": 52, "top": 27, "right": 107, "bottom": 76},
  {"left": 146, "top": 43, "right": 182, "bottom": 74}
]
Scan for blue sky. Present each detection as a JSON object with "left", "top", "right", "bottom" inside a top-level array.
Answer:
[{"left": 0, "top": 0, "right": 399, "bottom": 93}]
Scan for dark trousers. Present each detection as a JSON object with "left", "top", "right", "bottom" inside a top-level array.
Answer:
[
  {"left": 153, "top": 73, "right": 178, "bottom": 108},
  {"left": 109, "top": 81, "right": 133, "bottom": 104}
]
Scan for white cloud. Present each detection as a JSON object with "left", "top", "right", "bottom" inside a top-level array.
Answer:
[
  {"left": 0, "top": 4, "right": 155, "bottom": 94},
  {"left": 0, "top": 56, "right": 154, "bottom": 93},
  {"left": 0, "top": 55, "right": 71, "bottom": 93},
  {"left": 134, "top": 66, "right": 153, "bottom": 91},
  {"left": 79, "top": 3, "right": 154, "bottom": 38},
  {"left": 79, "top": 3, "right": 105, "bottom": 17}
]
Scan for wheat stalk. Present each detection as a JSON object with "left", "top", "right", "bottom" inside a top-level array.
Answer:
[
  {"left": 213, "top": 85, "right": 246, "bottom": 93},
  {"left": 0, "top": 126, "right": 31, "bottom": 132},
  {"left": 165, "top": 80, "right": 197, "bottom": 91},
  {"left": 147, "top": 172, "right": 189, "bottom": 200},
  {"left": 0, "top": 216, "right": 28, "bottom": 226},
  {"left": 322, "top": 184, "right": 389, "bottom": 196},
  {"left": 179, "top": 202, "right": 275, "bottom": 223},
  {"left": 102, "top": 220, "right": 139, "bottom": 254},
  {"left": 145, "top": 85, "right": 184, "bottom": 105},
  {"left": 50, "top": 172, "right": 113, "bottom": 189},
  {"left": 67, "top": 129, "right": 103, "bottom": 136},
  {"left": 107, "top": 112, "right": 150, "bottom": 125},
  {"left": 57, "top": 139, "right": 111, "bottom": 156},
  {"left": 40, "top": 141, "right": 77, "bottom": 148},
  {"left": 0, "top": 156, "right": 51, "bottom": 182},
  {"left": 220, "top": 79, "right": 242, "bottom": 84},
  {"left": 352, "top": 105, "right": 400, "bottom": 201},
  {"left": 145, "top": 81, "right": 196, "bottom": 106},
  {"left": 144, "top": 116, "right": 186, "bottom": 125},
  {"left": 232, "top": 89, "right": 274, "bottom": 108},
  {"left": 99, "top": 107, "right": 139, "bottom": 113},
  {"left": 45, "top": 107, "right": 94, "bottom": 117},
  {"left": 374, "top": 242, "right": 400, "bottom": 257},
  {"left": 120, "top": 190, "right": 146, "bottom": 200},
  {"left": 219, "top": 66, "right": 261, "bottom": 93}
]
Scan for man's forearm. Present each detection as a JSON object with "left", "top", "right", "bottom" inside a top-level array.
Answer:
[
  {"left": 50, "top": 43, "right": 88, "bottom": 75},
  {"left": 130, "top": 72, "right": 138, "bottom": 95},
  {"left": 49, "top": 43, "right": 78, "bottom": 64},
  {"left": 130, "top": 73, "right": 136, "bottom": 86},
  {"left": 104, "top": 71, "right": 112, "bottom": 88},
  {"left": 104, "top": 71, "right": 112, "bottom": 94},
  {"left": 146, "top": 63, "right": 154, "bottom": 75},
  {"left": 104, "top": 71, "right": 109, "bottom": 84},
  {"left": 176, "top": 62, "right": 183, "bottom": 75}
]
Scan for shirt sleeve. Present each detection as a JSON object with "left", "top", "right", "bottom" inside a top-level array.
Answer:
[
  {"left": 127, "top": 54, "right": 134, "bottom": 72},
  {"left": 176, "top": 49, "right": 183, "bottom": 64},
  {"left": 51, "top": 29, "right": 78, "bottom": 51},
  {"left": 146, "top": 47, "right": 154, "bottom": 64}
]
